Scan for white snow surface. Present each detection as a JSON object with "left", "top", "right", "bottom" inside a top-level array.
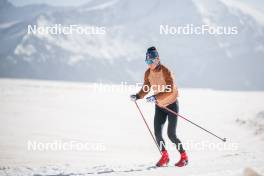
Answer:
[{"left": 0, "top": 78, "right": 264, "bottom": 176}]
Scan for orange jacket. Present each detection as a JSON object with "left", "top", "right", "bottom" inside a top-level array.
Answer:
[{"left": 137, "top": 64, "right": 178, "bottom": 107}]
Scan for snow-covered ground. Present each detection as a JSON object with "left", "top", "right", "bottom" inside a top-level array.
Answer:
[{"left": 0, "top": 78, "right": 264, "bottom": 176}]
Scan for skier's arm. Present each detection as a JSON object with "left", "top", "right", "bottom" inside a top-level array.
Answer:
[
  {"left": 155, "top": 67, "right": 177, "bottom": 101},
  {"left": 136, "top": 69, "right": 151, "bottom": 99}
]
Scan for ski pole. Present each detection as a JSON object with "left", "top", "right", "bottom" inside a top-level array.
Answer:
[
  {"left": 134, "top": 101, "right": 162, "bottom": 155},
  {"left": 157, "top": 104, "right": 227, "bottom": 142}
]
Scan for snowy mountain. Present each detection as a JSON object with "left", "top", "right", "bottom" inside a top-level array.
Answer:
[{"left": 0, "top": 0, "right": 263, "bottom": 90}]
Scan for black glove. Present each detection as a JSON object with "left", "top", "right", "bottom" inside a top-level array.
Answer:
[
  {"left": 146, "top": 95, "right": 157, "bottom": 103},
  {"left": 130, "top": 94, "right": 139, "bottom": 102}
]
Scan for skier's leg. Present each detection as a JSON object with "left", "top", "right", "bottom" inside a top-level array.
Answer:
[
  {"left": 154, "top": 105, "right": 170, "bottom": 167},
  {"left": 166, "top": 101, "right": 188, "bottom": 167},
  {"left": 154, "top": 104, "right": 167, "bottom": 151},
  {"left": 167, "top": 101, "right": 185, "bottom": 153}
]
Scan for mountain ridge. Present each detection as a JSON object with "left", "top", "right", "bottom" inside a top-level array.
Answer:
[{"left": 0, "top": 0, "right": 263, "bottom": 90}]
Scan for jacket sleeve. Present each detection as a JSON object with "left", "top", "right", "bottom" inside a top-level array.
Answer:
[
  {"left": 155, "top": 66, "right": 176, "bottom": 101},
  {"left": 136, "top": 69, "right": 151, "bottom": 99}
]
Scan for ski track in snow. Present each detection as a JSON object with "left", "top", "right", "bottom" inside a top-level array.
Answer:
[
  {"left": 0, "top": 164, "right": 159, "bottom": 176},
  {"left": 0, "top": 164, "right": 263, "bottom": 176}
]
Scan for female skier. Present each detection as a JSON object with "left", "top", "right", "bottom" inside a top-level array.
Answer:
[{"left": 130, "top": 46, "right": 188, "bottom": 167}]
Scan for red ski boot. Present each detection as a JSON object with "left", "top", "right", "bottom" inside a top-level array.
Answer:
[
  {"left": 175, "top": 151, "right": 188, "bottom": 167},
  {"left": 156, "top": 150, "right": 169, "bottom": 167}
]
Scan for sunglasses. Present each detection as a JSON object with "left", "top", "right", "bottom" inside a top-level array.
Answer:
[
  {"left": 145, "top": 59, "right": 154, "bottom": 65},
  {"left": 145, "top": 50, "right": 159, "bottom": 65}
]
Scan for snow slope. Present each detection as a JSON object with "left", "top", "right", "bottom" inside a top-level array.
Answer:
[{"left": 0, "top": 78, "right": 264, "bottom": 175}]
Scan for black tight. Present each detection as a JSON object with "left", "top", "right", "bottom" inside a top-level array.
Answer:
[{"left": 154, "top": 101, "right": 185, "bottom": 153}]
